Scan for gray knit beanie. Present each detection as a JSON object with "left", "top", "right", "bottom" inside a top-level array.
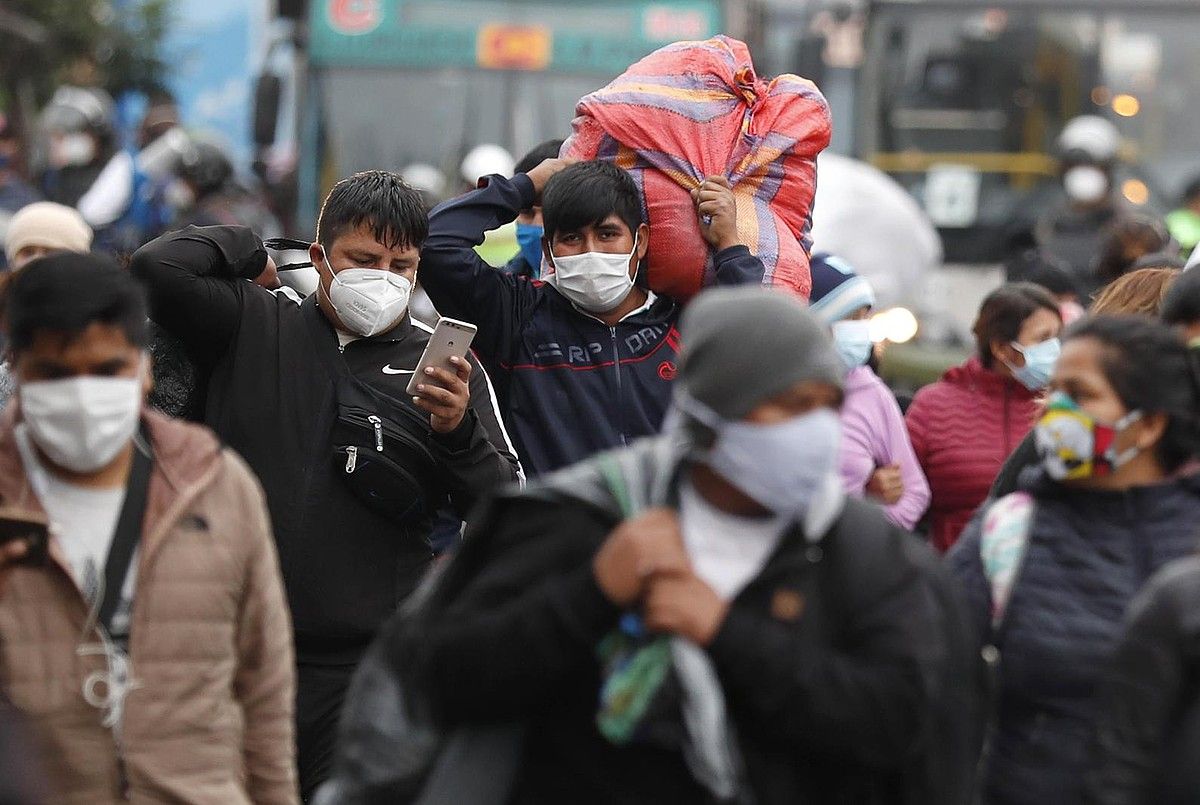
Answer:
[{"left": 675, "top": 286, "right": 845, "bottom": 420}]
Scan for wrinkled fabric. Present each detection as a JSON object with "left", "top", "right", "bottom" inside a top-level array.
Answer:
[
  {"left": 839, "top": 366, "right": 930, "bottom": 529},
  {"left": 0, "top": 410, "right": 297, "bottom": 804},
  {"left": 950, "top": 474, "right": 1200, "bottom": 805},
  {"left": 906, "top": 357, "right": 1040, "bottom": 551},
  {"left": 563, "top": 36, "right": 830, "bottom": 301},
  {"left": 1087, "top": 555, "right": 1200, "bottom": 805},
  {"left": 395, "top": 436, "right": 960, "bottom": 804}
]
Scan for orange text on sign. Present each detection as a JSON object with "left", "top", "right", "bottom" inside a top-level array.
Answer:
[{"left": 477, "top": 25, "right": 552, "bottom": 71}]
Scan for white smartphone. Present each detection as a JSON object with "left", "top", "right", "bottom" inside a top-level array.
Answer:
[{"left": 406, "top": 317, "right": 479, "bottom": 396}]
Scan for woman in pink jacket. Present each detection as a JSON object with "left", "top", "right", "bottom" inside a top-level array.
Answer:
[
  {"left": 809, "top": 254, "right": 930, "bottom": 529},
  {"left": 905, "top": 283, "right": 1063, "bottom": 551}
]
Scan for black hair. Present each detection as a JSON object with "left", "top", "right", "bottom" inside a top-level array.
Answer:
[
  {"left": 3, "top": 252, "right": 147, "bottom": 352},
  {"left": 316, "top": 170, "right": 429, "bottom": 251},
  {"left": 514, "top": 139, "right": 565, "bottom": 177},
  {"left": 972, "top": 282, "right": 1062, "bottom": 368},
  {"left": 1161, "top": 267, "right": 1200, "bottom": 327},
  {"left": 1095, "top": 216, "right": 1172, "bottom": 285},
  {"left": 1063, "top": 315, "right": 1200, "bottom": 472},
  {"left": 1006, "top": 248, "right": 1081, "bottom": 298},
  {"left": 542, "top": 161, "right": 644, "bottom": 243}
]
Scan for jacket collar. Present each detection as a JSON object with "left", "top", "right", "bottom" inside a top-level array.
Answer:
[
  {"left": 306, "top": 293, "right": 416, "bottom": 346},
  {"left": 538, "top": 283, "right": 678, "bottom": 326}
]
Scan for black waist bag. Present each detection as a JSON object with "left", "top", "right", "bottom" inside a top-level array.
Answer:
[
  {"left": 332, "top": 375, "right": 440, "bottom": 521},
  {"left": 304, "top": 302, "right": 440, "bottom": 521}
]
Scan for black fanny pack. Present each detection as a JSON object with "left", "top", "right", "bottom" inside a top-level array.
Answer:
[
  {"left": 305, "top": 304, "right": 438, "bottom": 520},
  {"left": 331, "top": 375, "right": 440, "bottom": 520}
]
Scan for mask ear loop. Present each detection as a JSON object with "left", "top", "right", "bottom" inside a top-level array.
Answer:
[{"left": 1106, "top": 410, "right": 1145, "bottom": 469}]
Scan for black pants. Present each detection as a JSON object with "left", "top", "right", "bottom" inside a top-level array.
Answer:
[{"left": 297, "top": 661, "right": 358, "bottom": 803}]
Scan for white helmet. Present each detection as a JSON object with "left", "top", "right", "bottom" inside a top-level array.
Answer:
[
  {"left": 401, "top": 162, "right": 447, "bottom": 197},
  {"left": 460, "top": 144, "right": 515, "bottom": 184},
  {"left": 1057, "top": 115, "right": 1121, "bottom": 163}
]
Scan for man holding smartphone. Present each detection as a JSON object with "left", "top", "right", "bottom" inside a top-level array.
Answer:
[
  {"left": 0, "top": 254, "right": 297, "bottom": 803},
  {"left": 131, "top": 170, "right": 521, "bottom": 800}
]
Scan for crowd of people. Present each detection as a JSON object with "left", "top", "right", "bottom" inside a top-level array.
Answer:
[
  {"left": 0, "top": 86, "right": 279, "bottom": 271},
  {"left": 0, "top": 75, "right": 1199, "bottom": 805}
]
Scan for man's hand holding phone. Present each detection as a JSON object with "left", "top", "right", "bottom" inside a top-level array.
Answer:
[
  {"left": 408, "top": 317, "right": 478, "bottom": 434},
  {"left": 412, "top": 356, "right": 472, "bottom": 434}
]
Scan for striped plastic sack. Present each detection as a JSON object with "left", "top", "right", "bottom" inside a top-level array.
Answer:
[{"left": 562, "top": 35, "right": 831, "bottom": 301}]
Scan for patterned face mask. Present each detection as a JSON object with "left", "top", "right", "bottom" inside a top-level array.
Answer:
[{"left": 1034, "top": 391, "right": 1142, "bottom": 481}]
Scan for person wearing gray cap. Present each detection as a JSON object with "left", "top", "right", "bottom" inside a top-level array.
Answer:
[{"left": 352, "top": 286, "right": 973, "bottom": 805}]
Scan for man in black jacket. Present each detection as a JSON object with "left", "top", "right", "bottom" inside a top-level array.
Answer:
[
  {"left": 394, "top": 286, "right": 967, "bottom": 804},
  {"left": 419, "top": 158, "right": 766, "bottom": 475},
  {"left": 130, "top": 170, "right": 521, "bottom": 800}
]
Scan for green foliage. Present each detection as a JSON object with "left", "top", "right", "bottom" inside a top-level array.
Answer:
[{"left": 0, "top": 0, "right": 172, "bottom": 102}]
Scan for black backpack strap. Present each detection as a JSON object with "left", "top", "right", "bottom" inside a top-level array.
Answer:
[{"left": 98, "top": 430, "right": 154, "bottom": 635}]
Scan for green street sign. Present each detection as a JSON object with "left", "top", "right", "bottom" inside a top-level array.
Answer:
[{"left": 310, "top": 0, "right": 721, "bottom": 74}]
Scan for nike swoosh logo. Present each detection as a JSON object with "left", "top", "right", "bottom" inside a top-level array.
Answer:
[{"left": 381, "top": 365, "right": 416, "bottom": 375}]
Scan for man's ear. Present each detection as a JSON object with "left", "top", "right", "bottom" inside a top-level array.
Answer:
[
  {"left": 541, "top": 237, "right": 555, "bottom": 271},
  {"left": 140, "top": 351, "right": 154, "bottom": 398},
  {"left": 308, "top": 242, "right": 326, "bottom": 273},
  {"left": 635, "top": 223, "right": 650, "bottom": 261}
]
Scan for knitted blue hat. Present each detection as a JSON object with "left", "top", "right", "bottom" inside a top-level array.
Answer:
[{"left": 808, "top": 253, "right": 876, "bottom": 325}]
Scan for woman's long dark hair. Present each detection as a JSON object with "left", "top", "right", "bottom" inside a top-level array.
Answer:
[{"left": 1064, "top": 316, "right": 1200, "bottom": 472}]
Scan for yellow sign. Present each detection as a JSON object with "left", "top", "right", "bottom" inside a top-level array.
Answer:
[{"left": 477, "top": 25, "right": 552, "bottom": 71}]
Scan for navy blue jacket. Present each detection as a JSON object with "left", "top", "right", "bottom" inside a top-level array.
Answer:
[
  {"left": 419, "top": 174, "right": 767, "bottom": 475},
  {"left": 949, "top": 473, "right": 1200, "bottom": 805}
]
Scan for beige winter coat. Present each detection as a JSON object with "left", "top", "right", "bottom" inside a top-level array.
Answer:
[{"left": 0, "top": 410, "right": 298, "bottom": 804}]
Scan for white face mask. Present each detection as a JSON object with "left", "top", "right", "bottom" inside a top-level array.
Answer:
[
  {"left": 50, "top": 133, "right": 97, "bottom": 168},
  {"left": 677, "top": 392, "right": 842, "bottom": 521},
  {"left": 1063, "top": 165, "right": 1109, "bottom": 204},
  {"left": 20, "top": 372, "right": 143, "bottom": 474},
  {"left": 328, "top": 267, "right": 412, "bottom": 337},
  {"left": 548, "top": 236, "right": 638, "bottom": 313},
  {"left": 164, "top": 179, "right": 195, "bottom": 211}
]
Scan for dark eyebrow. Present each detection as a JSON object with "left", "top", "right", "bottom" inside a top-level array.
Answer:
[
  {"left": 27, "top": 358, "right": 69, "bottom": 375},
  {"left": 95, "top": 357, "right": 129, "bottom": 374}
]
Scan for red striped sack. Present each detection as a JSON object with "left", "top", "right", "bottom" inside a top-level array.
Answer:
[{"left": 562, "top": 36, "right": 831, "bottom": 301}]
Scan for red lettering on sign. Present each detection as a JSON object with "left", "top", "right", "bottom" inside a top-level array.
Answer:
[{"left": 328, "top": 0, "right": 382, "bottom": 35}]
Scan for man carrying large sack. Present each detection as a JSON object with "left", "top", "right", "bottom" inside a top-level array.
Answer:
[{"left": 419, "top": 158, "right": 766, "bottom": 476}]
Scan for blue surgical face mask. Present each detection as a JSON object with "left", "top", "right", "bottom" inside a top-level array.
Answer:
[
  {"left": 1006, "top": 337, "right": 1061, "bottom": 391},
  {"left": 831, "top": 319, "right": 873, "bottom": 370},
  {"left": 514, "top": 222, "right": 544, "bottom": 278}
]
